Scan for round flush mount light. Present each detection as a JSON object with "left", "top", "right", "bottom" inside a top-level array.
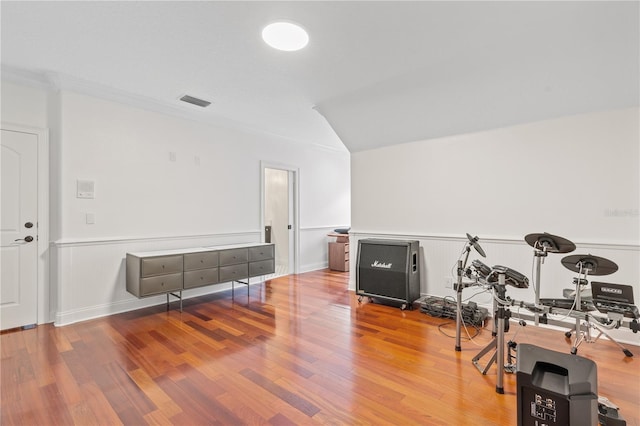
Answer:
[{"left": 262, "top": 21, "right": 309, "bottom": 51}]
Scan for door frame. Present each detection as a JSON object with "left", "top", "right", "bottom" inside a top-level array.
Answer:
[
  {"left": 2, "top": 123, "right": 49, "bottom": 325},
  {"left": 260, "top": 161, "right": 299, "bottom": 274}
]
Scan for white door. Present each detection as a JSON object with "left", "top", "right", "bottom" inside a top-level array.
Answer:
[
  {"left": 286, "top": 171, "right": 295, "bottom": 271},
  {"left": 264, "top": 168, "right": 290, "bottom": 276},
  {"left": 1, "top": 129, "right": 39, "bottom": 330}
]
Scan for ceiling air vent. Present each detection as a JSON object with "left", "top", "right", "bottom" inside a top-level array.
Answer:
[{"left": 179, "top": 94, "right": 211, "bottom": 108}]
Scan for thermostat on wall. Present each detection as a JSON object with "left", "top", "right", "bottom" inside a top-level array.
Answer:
[{"left": 77, "top": 180, "right": 95, "bottom": 199}]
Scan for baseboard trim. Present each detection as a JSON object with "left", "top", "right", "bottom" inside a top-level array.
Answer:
[{"left": 54, "top": 282, "right": 237, "bottom": 327}]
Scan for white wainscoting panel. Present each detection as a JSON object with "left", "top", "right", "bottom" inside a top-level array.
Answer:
[{"left": 52, "top": 232, "right": 260, "bottom": 326}]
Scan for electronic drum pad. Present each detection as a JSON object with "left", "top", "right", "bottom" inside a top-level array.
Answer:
[
  {"left": 471, "top": 259, "right": 492, "bottom": 280},
  {"left": 486, "top": 265, "right": 529, "bottom": 289}
]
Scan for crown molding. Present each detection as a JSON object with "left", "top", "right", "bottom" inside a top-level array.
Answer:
[
  {"left": 1, "top": 65, "right": 56, "bottom": 90},
  {"left": 2, "top": 66, "right": 348, "bottom": 154}
]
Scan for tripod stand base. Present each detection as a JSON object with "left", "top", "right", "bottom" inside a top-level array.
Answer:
[
  {"left": 565, "top": 318, "right": 634, "bottom": 357},
  {"left": 472, "top": 332, "right": 497, "bottom": 373}
]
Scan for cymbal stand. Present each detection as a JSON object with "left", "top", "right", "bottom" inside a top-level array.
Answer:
[
  {"left": 471, "top": 272, "right": 510, "bottom": 394},
  {"left": 455, "top": 233, "right": 487, "bottom": 351},
  {"left": 455, "top": 244, "right": 473, "bottom": 351},
  {"left": 565, "top": 262, "right": 590, "bottom": 354},
  {"left": 532, "top": 245, "right": 549, "bottom": 325},
  {"left": 564, "top": 267, "right": 634, "bottom": 357}
]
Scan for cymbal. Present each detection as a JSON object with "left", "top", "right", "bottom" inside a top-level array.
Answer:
[
  {"left": 524, "top": 232, "right": 576, "bottom": 254},
  {"left": 466, "top": 233, "right": 486, "bottom": 257},
  {"left": 561, "top": 254, "right": 618, "bottom": 276}
]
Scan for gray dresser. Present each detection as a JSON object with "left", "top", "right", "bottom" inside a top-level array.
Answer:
[{"left": 126, "top": 243, "right": 275, "bottom": 310}]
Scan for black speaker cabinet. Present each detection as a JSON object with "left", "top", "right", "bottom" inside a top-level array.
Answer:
[
  {"left": 516, "top": 344, "right": 598, "bottom": 426},
  {"left": 356, "top": 239, "right": 420, "bottom": 309}
]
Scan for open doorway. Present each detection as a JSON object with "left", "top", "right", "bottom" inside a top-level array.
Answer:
[{"left": 261, "top": 163, "right": 299, "bottom": 276}]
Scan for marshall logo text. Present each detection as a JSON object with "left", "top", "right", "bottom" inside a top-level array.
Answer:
[{"left": 371, "top": 260, "right": 392, "bottom": 269}]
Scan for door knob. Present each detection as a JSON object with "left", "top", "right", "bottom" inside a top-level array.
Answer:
[
  {"left": 25, "top": 222, "right": 34, "bottom": 228},
  {"left": 14, "top": 236, "right": 34, "bottom": 243}
]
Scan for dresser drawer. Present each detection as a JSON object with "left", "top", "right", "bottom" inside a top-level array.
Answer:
[
  {"left": 219, "top": 248, "right": 248, "bottom": 266},
  {"left": 184, "top": 251, "right": 218, "bottom": 270},
  {"left": 249, "top": 245, "right": 274, "bottom": 262},
  {"left": 184, "top": 268, "right": 219, "bottom": 289},
  {"left": 219, "top": 263, "right": 248, "bottom": 282},
  {"left": 141, "top": 255, "right": 183, "bottom": 277},
  {"left": 249, "top": 259, "right": 275, "bottom": 277},
  {"left": 140, "top": 273, "right": 182, "bottom": 296}
]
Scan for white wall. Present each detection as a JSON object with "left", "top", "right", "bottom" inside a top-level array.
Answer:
[
  {"left": 2, "top": 80, "right": 351, "bottom": 326},
  {"left": 57, "top": 91, "right": 351, "bottom": 240},
  {"left": 351, "top": 108, "right": 639, "bottom": 345},
  {"left": 352, "top": 108, "right": 639, "bottom": 244}
]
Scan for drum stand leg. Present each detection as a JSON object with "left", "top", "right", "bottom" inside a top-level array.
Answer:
[
  {"left": 573, "top": 314, "right": 634, "bottom": 357},
  {"left": 590, "top": 322, "right": 634, "bottom": 357},
  {"left": 455, "top": 245, "right": 472, "bottom": 352},
  {"left": 472, "top": 278, "right": 509, "bottom": 394},
  {"left": 533, "top": 250, "right": 546, "bottom": 326},
  {"left": 565, "top": 273, "right": 589, "bottom": 354},
  {"left": 455, "top": 259, "right": 463, "bottom": 352}
]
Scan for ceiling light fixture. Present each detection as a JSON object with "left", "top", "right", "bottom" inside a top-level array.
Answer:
[{"left": 262, "top": 21, "right": 309, "bottom": 51}]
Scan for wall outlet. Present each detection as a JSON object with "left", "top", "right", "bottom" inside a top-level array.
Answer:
[{"left": 445, "top": 276, "right": 453, "bottom": 289}]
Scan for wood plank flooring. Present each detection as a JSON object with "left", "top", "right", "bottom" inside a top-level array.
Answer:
[{"left": 2, "top": 269, "right": 639, "bottom": 425}]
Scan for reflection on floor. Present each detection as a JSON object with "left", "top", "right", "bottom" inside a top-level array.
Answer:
[{"left": 270, "top": 263, "right": 288, "bottom": 278}]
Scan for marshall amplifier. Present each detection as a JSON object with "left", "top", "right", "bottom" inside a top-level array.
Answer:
[{"left": 356, "top": 239, "right": 420, "bottom": 310}]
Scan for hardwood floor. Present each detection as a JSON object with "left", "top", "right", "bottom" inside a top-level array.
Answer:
[{"left": 2, "top": 269, "right": 639, "bottom": 425}]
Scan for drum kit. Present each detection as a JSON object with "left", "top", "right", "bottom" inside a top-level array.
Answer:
[{"left": 452, "top": 232, "right": 634, "bottom": 394}]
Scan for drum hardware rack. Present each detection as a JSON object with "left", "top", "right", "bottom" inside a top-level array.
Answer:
[
  {"left": 471, "top": 273, "right": 510, "bottom": 394},
  {"left": 449, "top": 231, "right": 637, "bottom": 398},
  {"left": 470, "top": 269, "right": 531, "bottom": 394}
]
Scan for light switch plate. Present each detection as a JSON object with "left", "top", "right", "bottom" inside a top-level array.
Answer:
[{"left": 77, "top": 180, "right": 95, "bottom": 199}]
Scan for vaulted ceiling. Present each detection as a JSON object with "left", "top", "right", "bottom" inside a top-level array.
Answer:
[{"left": 2, "top": 1, "right": 638, "bottom": 153}]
